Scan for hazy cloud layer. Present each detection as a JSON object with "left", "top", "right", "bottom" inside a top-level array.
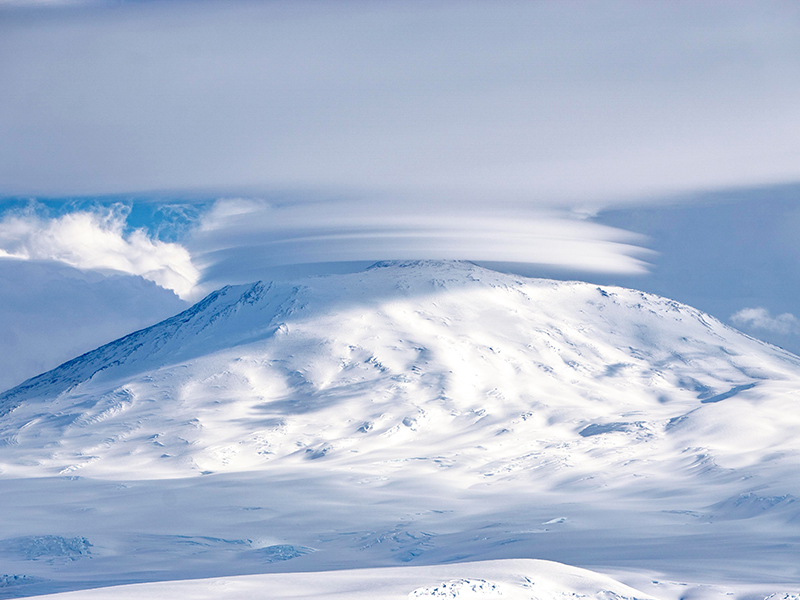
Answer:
[
  {"left": 1, "top": 1, "right": 799, "bottom": 202},
  {"left": 731, "top": 307, "right": 800, "bottom": 335},
  {"left": 0, "top": 205, "right": 199, "bottom": 298}
]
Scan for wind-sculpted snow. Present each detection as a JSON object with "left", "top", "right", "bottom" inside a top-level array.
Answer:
[{"left": 1, "top": 261, "right": 800, "bottom": 598}]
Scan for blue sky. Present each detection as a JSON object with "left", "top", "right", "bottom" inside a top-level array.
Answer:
[{"left": 1, "top": 0, "right": 799, "bottom": 389}]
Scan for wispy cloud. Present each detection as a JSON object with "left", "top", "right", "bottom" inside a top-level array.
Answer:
[
  {"left": 731, "top": 307, "right": 800, "bottom": 335},
  {"left": 0, "top": 205, "right": 199, "bottom": 298}
]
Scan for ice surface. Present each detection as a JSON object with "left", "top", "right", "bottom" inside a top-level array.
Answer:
[
  {"left": 1, "top": 261, "right": 800, "bottom": 598},
  {"left": 0, "top": 537, "right": 91, "bottom": 562}
]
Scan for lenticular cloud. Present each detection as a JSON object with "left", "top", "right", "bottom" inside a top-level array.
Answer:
[
  {"left": 0, "top": 206, "right": 199, "bottom": 299},
  {"left": 190, "top": 198, "right": 653, "bottom": 282}
]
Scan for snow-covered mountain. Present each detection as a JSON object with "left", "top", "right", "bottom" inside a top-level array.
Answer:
[{"left": 1, "top": 261, "right": 800, "bottom": 598}]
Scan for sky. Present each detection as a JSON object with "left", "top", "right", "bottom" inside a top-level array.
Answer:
[{"left": 1, "top": 0, "right": 799, "bottom": 390}]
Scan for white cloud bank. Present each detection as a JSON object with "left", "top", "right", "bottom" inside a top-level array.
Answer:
[
  {"left": 731, "top": 307, "right": 800, "bottom": 335},
  {"left": 0, "top": 206, "right": 199, "bottom": 299}
]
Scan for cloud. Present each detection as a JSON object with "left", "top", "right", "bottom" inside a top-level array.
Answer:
[
  {"left": 731, "top": 307, "right": 800, "bottom": 335},
  {"left": 188, "top": 198, "right": 653, "bottom": 292},
  {"left": 1, "top": 1, "right": 799, "bottom": 201},
  {"left": 0, "top": 197, "right": 655, "bottom": 300},
  {"left": 0, "top": 205, "right": 199, "bottom": 299}
]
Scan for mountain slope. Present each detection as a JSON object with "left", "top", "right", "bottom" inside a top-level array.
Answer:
[
  {"left": 2, "top": 260, "right": 799, "bottom": 482},
  {"left": 1, "top": 261, "right": 800, "bottom": 595}
]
